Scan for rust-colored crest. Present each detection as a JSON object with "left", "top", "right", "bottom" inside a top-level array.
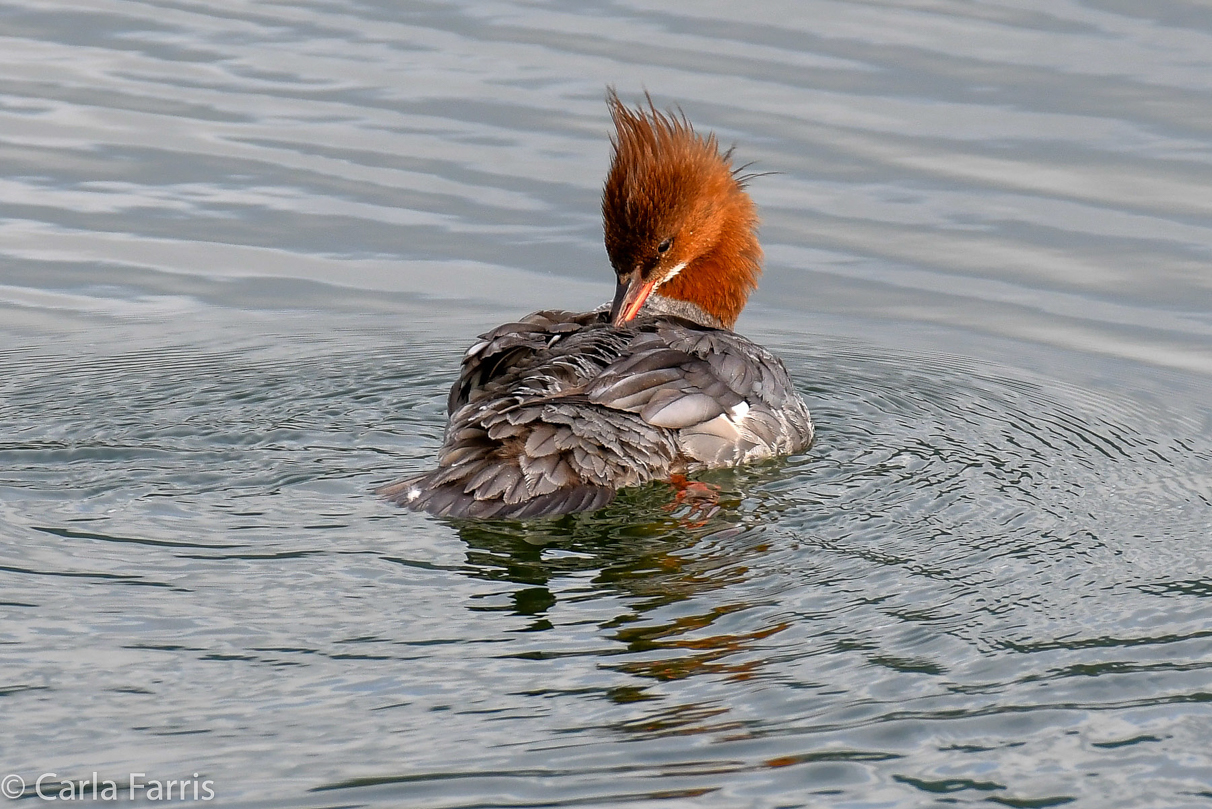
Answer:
[{"left": 602, "top": 89, "right": 762, "bottom": 329}]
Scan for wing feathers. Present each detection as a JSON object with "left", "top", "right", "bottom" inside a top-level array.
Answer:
[{"left": 386, "top": 311, "right": 813, "bottom": 518}]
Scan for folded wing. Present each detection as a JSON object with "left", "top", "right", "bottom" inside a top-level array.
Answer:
[{"left": 380, "top": 312, "right": 813, "bottom": 519}]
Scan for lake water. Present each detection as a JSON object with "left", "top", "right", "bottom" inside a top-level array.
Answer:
[{"left": 2, "top": 1, "right": 1211, "bottom": 807}]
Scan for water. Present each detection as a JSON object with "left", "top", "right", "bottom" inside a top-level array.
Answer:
[{"left": 2, "top": 1, "right": 1211, "bottom": 806}]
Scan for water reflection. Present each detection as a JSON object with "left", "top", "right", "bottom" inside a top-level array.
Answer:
[
  {"left": 3, "top": 0, "right": 1212, "bottom": 806},
  {"left": 452, "top": 472, "right": 790, "bottom": 689}
]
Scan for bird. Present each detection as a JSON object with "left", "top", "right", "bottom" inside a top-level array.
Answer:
[{"left": 379, "top": 89, "right": 814, "bottom": 519}]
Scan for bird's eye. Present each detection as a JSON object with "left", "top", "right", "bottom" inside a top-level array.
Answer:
[{"left": 657, "top": 238, "right": 673, "bottom": 254}]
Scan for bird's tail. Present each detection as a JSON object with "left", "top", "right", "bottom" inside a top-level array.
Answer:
[{"left": 377, "top": 471, "right": 615, "bottom": 520}]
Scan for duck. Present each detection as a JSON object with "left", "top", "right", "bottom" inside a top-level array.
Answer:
[{"left": 379, "top": 89, "right": 814, "bottom": 519}]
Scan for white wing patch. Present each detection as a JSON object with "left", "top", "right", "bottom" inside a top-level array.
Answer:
[{"left": 677, "top": 399, "right": 786, "bottom": 467}]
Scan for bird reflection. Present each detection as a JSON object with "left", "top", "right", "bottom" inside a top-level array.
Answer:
[{"left": 441, "top": 462, "right": 798, "bottom": 719}]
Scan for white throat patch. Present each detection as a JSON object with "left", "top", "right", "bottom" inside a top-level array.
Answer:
[{"left": 655, "top": 261, "right": 688, "bottom": 289}]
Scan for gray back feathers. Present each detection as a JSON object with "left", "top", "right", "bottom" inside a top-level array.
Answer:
[{"left": 380, "top": 310, "right": 813, "bottom": 519}]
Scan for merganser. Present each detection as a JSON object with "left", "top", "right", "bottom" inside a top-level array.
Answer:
[{"left": 380, "top": 90, "right": 814, "bottom": 519}]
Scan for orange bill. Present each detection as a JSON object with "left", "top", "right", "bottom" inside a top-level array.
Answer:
[{"left": 610, "top": 273, "right": 658, "bottom": 326}]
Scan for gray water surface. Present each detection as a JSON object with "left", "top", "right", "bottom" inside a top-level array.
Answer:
[{"left": 2, "top": 1, "right": 1211, "bottom": 807}]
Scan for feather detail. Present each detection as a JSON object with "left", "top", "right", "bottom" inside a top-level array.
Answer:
[
  {"left": 381, "top": 92, "right": 814, "bottom": 519},
  {"left": 381, "top": 309, "right": 813, "bottom": 519}
]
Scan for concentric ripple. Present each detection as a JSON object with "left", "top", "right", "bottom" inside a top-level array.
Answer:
[
  {"left": 6, "top": 313, "right": 1208, "bottom": 808},
  {"left": 2, "top": 0, "right": 1211, "bottom": 805}
]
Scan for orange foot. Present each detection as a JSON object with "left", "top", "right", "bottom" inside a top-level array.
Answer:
[{"left": 665, "top": 474, "right": 721, "bottom": 525}]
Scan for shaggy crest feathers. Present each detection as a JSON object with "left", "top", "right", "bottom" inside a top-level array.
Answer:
[
  {"left": 376, "top": 91, "right": 814, "bottom": 521},
  {"left": 602, "top": 88, "right": 762, "bottom": 329}
]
